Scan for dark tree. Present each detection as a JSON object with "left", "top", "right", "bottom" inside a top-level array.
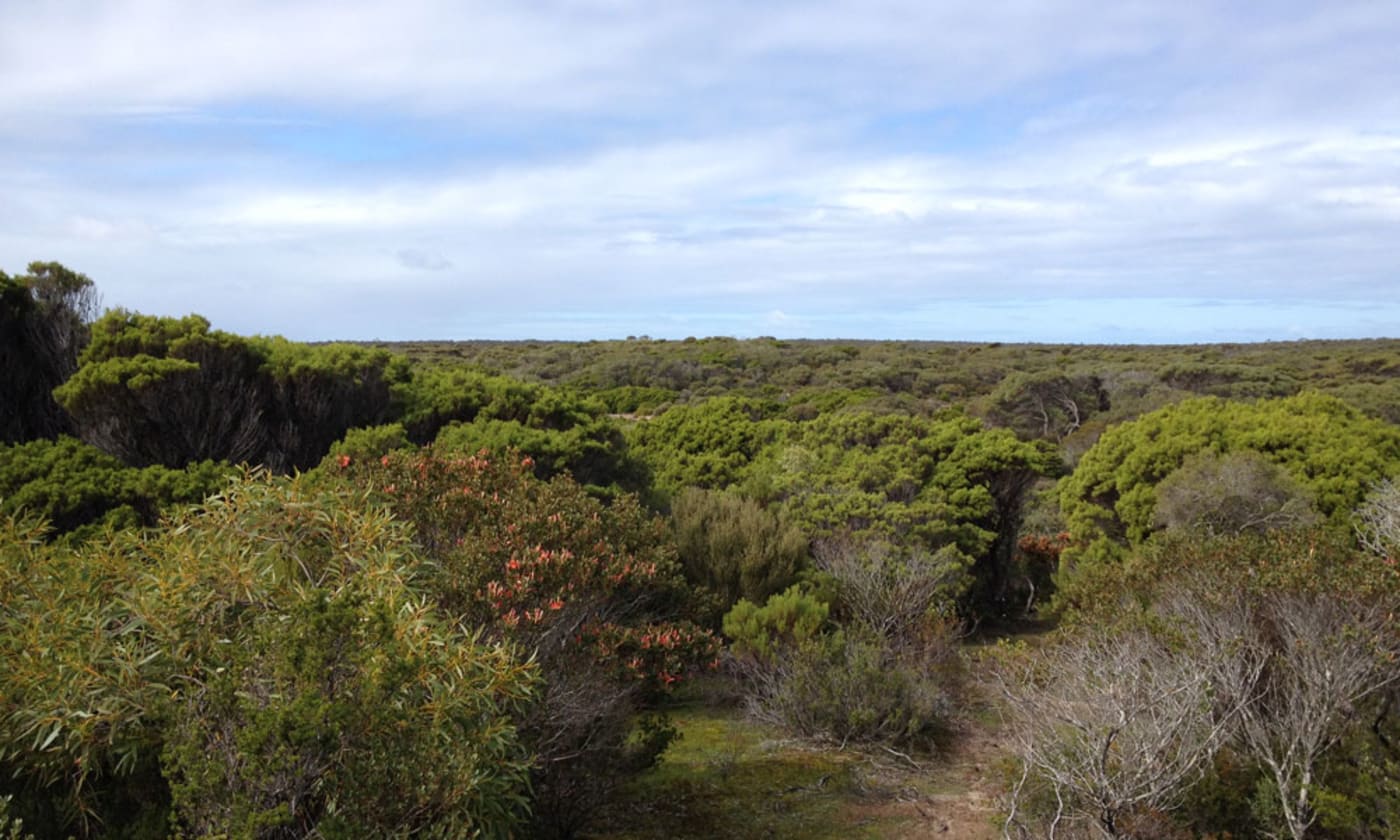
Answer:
[{"left": 0, "top": 262, "right": 99, "bottom": 443}]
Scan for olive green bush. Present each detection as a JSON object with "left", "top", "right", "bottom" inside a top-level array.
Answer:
[
  {"left": 0, "top": 476, "right": 537, "bottom": 838},
  {"left": 670, "top": 487, "right": 809, "bottom": 621},
  {"left": 724, "top": 540, "right": 965, "bottom": 751},
  {"left": 1057, "top": 393, "right": 1400, "bottom": 611}
]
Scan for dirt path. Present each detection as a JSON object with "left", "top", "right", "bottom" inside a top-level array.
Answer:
[{"left": 840, "top": 721, "right": 1009, "bottom": 839}]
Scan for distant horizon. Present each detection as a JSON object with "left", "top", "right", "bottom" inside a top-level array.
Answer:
[
  {"left": 356, "top": 333, "right": 1400, "bottom": 348},
  {"left": 5, "top": 1, "right": 1398, "bottom": 344}
]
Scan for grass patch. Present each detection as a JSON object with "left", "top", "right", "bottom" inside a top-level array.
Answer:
[{"left": 585, "top": 704, "right": 935, "bottom": 839}]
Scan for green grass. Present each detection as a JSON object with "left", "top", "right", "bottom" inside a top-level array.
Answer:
[{"left": 584, "top": 704, "right": 934, "bottom": 839}]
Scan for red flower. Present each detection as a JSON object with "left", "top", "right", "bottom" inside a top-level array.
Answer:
[{"left": 338, "top": 454, "right": 351, "bottom": 468}]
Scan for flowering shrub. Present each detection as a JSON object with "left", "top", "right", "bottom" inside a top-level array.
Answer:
[{"left": 337, "top": 448, "right": 718, "bottom": 836}]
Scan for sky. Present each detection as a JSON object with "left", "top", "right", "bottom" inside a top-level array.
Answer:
[{"left": 2, "top": 0, "right": 1398, "bottom": 343}]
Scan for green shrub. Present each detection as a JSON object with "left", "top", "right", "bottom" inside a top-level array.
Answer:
[
  {"left": 0, "top": 436, "right": 229, "bottom": 540},
  {"left": 1057, "top": 393, "right": 1400, "bottom": 610},
  {"left": 324, "top": 422, "right": 412, "bottom": 463},
  {"left": 671, "top": 488, "right": 808, "bottom": 620},
  {"left": 723, "top": 584, "right": 832, "bottom": 661},
  {"left": 725, "top": 540, "right": 965, "bottom": 751},
  {"left": 743, "top": 628, "right": 957, "bottom": 750},
  {"left": 0, "top": 476, "right": 537, "bottom": 838}
]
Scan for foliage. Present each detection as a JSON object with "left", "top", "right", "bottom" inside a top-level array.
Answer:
[
  {"left": 1152, "top": 449, "right": 1320, "bottom": 538},
  {"left": 55, "top": 310, "right": 408, "bottom": 471},
  {"left": 762, "top": 410, "right": 1056, "bottom": 615},
  {"left": 626, "top": 396, "right": 785, "bottom": 500},
  {"left": 0, "top": 435, "right": 229, "bottom": 540},
  {"left": 670, "top": 487, "right": 808, "bottom": 621},
  {"left": 1307, "top": 712, "right": 1400, "bottom": 838},
  {"left": 0, "top": 476, "right": 538, "bottom": 839},
  {"left": 0, "top": 262, "right": 98, "bottom": 443},
  {"left": 722, "top": 584, "right": 832, "bottom": 661},
  {"left": 372, "top": 336, "right": 1400, "bottom": 433},
  {"left": 1057, "top": 393, "right": 1400, "bottom": 606},
  {"left": 334, "top": 449, "right": 718, "bottom": 837}
]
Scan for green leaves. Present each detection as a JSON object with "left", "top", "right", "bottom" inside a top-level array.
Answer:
[
  {"left": 0, "top": 436, "right": 230, "bottom": 540},
  {"left": 0, "top": 475, "right": 538, "bottom": 837},
  {"left": 59, "top": 310, "right": 409, "bottom": 471},
  {"left": 1057, "top": 393, "right": 1400, "bottom": 612}
]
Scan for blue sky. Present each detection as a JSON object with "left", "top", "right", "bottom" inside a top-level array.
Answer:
[{"left": 2, "top": 1, "right": 1398, "bottom": 342}]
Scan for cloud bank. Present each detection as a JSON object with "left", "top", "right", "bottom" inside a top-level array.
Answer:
[{"left": 2, "top": 0, "right": 1397, "bottom": 340}]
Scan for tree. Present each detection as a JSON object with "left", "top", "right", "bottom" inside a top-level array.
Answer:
[
  {"left": 0, "top": 262, "right": 99, "bottom": 443},
  {"left": 54, "top": 310, "right": 408, "bottom": 471},
  {"left": 764, "top": 410, "right": 1057, "bottom": 616},
  {"left": 986, "top": 371, "right": 1107, "bottom": 442},
  {"left": 1057, "top": 394, "right": 1400, "bottom": 608}
]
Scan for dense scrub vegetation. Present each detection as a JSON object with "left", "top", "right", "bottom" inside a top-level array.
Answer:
[{"left": 4, "top": 261, "right": 1400, "bottom": 838}]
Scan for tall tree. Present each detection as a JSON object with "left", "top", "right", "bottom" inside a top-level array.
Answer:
[{"left": 0, "top": 262, "right": 99, "bottom": 443}]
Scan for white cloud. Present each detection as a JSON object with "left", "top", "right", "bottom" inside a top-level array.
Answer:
[{"left": 1, "top": 1, "right": 1399, "bottom": 340}]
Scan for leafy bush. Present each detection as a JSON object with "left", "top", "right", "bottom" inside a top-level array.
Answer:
[
  {"left": 745, "top": 628, "right": 956, "bottom": 750},
  {"left": 726, "top": 540, "right": 965, "bottom": 751},
  {"left": 723, "top": 584, "right": 831, "bottom": 660},
  {"left": 625, "top": 396, "right": 786, "bottom": 500},
  {"left": 324, "top": 422, "right": 413, "bottom": 463},
  {"left": 0, "top": 476, "right": 537, "bottom": 838},
  {"left": 0, "top": 436, "right": 229, "bottom": 540},
  {"left": 671, "top": 487, "right": 808, "bottom": 621},
  {"left": 335, "top": 448, "right": 718, "bottom": 837}
]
